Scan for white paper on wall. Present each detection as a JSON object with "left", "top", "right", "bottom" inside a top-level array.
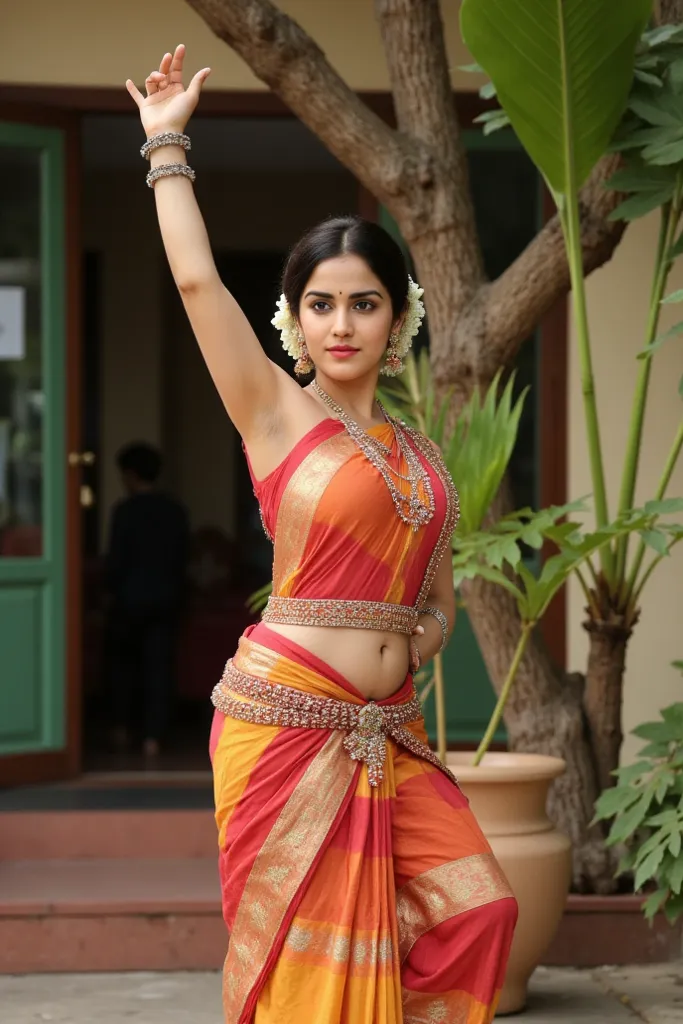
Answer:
[{"left": 0, "top": 287, "right": 26, "bottom": 360}]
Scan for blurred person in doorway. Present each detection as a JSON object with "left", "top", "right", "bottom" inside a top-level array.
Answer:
[{"left": 105, "top": 441, "right": 190, "bottom": 758}]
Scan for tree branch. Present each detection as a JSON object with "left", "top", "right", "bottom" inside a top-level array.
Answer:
[
  {"left": 479, "top": 153, "right": 626, "bottom": 373},
  {"left": 184, "top": 0, "right": 421, "bottom": 202}
]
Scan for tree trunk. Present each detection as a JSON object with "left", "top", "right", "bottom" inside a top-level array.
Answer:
[
  {"left": 660, "top": 0, "right": 683, "bottom": 24},
  {"left": 583, "top": 618, "right": 633, "bottom": 794}
]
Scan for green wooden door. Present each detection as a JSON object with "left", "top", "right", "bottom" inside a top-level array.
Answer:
[{"left": 0, "top": 120, "right": 69, "bottom": 781}]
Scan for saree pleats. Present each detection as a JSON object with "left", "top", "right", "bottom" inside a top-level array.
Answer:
[{"left": 210, "top": 626, "right": 517, "bottom": 1024}]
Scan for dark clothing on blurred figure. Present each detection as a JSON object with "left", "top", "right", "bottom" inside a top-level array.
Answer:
[
  {"left": 106, "top": 491, "right": 190, "bottom": 744},
  {"left": 107, "top": 492, "right": 190, "bottom": 615}
]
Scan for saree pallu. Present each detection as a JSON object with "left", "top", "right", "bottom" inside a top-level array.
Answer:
[{"left": 210, "top": 625, "right": 517, "bottom": 1024}]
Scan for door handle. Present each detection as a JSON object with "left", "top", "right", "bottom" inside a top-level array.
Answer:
[{"left": 68, "top": 451, "right": 96, "bottom": 467}]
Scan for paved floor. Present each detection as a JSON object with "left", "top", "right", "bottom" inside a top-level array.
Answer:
[{"left": 0, "top": 964, "right": 681, "bottom": 1022}]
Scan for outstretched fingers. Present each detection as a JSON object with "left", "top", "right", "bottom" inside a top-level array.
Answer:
[
  {"left": 170, "top": 43, "right": 185, "bottom": 84},
  {"left": 125, "top": 79, "right": 144, "bottom": 107},
  {"left": 188, "top": 66, "right": 212, "bottom": 99}
]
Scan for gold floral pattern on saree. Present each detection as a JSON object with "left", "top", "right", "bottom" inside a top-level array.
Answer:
[
  {"left": 396, "top": 852, "right": 514, "bottom": 963},
  {"left": 402, "top": 987, "right": 491, "bottom": 1024},
  {"left": 272, "top": 433, "right": 356, "bottom": 593},
  {"left": 222, "top": 730, "right": 358, "bottom": 1023},
  {"left": 283, "top": 923, "right": 395, "bottom": 973}
]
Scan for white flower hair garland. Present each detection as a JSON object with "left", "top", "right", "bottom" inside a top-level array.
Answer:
[
  {"left": 271, "top": 276, "right": 426, "bottom": 376},
  {"left": 385, "top": 277, "right": 425, "bottom": 376},
  {"left": 271, "top": 293, "right": 302, "bottom": 362}
]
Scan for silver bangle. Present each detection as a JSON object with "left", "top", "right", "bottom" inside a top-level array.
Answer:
[
  {"left": 146, "top": 163, "right": 196, "bottom": 188},
  {"left": 140, "top": 132, "right": 191, "bottom": 160},
  {"left": 420, "top": 605, "right": 449, "bottom": 652}
]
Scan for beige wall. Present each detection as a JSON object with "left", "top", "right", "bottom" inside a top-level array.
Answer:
[
  {"left": 83, "top": 167, "right": 356, "bottom": 541},
  {"left": 2, "top": 0, "right": 476, "bottom": 93},
  {"left": 568, "top": 214, "right": 683, "bottom": 764}
]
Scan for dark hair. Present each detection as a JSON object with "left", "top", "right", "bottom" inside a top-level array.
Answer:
[
  {"left": 116, "top": 442, "right": 162, "bottom": 483},
  {"left": 282, "top": 215, "right": 409, "bottom": 317}
]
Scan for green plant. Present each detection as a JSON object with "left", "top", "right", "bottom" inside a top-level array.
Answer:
[
  {"left": 247, "top": 580, "right": 272, "bottom": 615},
  {"left": 594, "top": 662, "right": 683, "bottom": 924},
  {"left": 382, "top": 354, "right": 682, "bottom": 765},
  {"left": 462, "top": 505, "right": 660, "bottom": 764},
  {"left": 460, "top": 0, "right": 683, "bottom": 797}
]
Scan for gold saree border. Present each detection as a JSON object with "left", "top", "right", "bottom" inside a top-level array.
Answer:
[
  {"left": 233, "top": 636, "right": 366, "bottom": 705},
  {"left": 396, "top": 852, "right": 513, "bottom": 963},
  {"left": 234, "top": 636, "right": 291, "bottom": 683},
  {"left": 272, "top": 432, "right": 356, "bottom": 592},
  {"left": 222, "top": 730, "right": 358, "bottom": 1023}
]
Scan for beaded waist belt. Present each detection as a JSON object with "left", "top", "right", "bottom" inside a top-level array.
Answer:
[
  {"left": 261, "top": 596, "right": 419, "bottom": 635},
  {"left": 211, "top": 659, "right": 458, "bottom": 788}
]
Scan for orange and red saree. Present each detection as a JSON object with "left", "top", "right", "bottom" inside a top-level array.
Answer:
[
  {"left": 246, "top": 417, "right": 458, "bottom": 613},
  {"left": 210, "top": 625, "right": 517, "bottom": 1024}
]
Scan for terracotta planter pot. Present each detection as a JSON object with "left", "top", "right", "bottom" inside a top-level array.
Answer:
[{"left": 447, "top": 752, "right": 572, "bottom": 1015}]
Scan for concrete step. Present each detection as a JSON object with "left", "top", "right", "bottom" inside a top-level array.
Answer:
[
  {"left": 0, "top": 857, "right": 225, "bottom": 974},
  {"left": 1, "top": 809, "right": 217, "bottom": 860}
]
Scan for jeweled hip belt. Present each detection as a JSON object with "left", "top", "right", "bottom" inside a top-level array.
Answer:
[
  {"left": 211, "top": 659, "right": 458, "bottom": 788},
  {"left": 261, "top": 596, "right": 419, "bottom": 635}
]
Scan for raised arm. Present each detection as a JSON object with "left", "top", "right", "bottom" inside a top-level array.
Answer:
[{"left": 126, "top": 46, "right": 289, "bottom": 441}]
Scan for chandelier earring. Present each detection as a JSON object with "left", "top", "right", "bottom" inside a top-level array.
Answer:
[
  {"left": 383, "top": 331, "right": 404, "bottom": 377},
  {"left": 379, "top": 276, "right": 426, "bottom": 377},
  {"left": 294, "top": 329, "right": 314, "bottom": 377}
]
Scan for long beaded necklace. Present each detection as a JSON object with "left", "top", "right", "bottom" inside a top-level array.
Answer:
[{"left": 311, "top": 380, "right": 435, "bottom": 531}]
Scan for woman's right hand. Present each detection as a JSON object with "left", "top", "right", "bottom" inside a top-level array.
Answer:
[{"left": 126, "top": 44, "right": 211, "bottom": 139}]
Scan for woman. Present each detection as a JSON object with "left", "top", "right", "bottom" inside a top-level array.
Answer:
[{"left": 127, "top": 45, "right": 517, "bottom": 1024}]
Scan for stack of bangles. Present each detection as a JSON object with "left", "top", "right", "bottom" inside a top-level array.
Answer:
[
  {"left": 141, "top": 131, "right": 196, "bottom": 188},
  {"left": 411, "top": 606, "right": 449, "bottom": 672}
]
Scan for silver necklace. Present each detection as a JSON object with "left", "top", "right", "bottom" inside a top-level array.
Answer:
[{"left": 312, "top": 380, "right": 435, "bottom": 530}]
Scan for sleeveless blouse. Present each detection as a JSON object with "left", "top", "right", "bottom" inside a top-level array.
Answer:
[{"left": 244, "top": 418, "right": 459, "bottom": 627}]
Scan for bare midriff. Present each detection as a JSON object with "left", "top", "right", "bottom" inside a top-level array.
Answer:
[{"left": 264, "top": 623, "right": 411, "bottom": 701}]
